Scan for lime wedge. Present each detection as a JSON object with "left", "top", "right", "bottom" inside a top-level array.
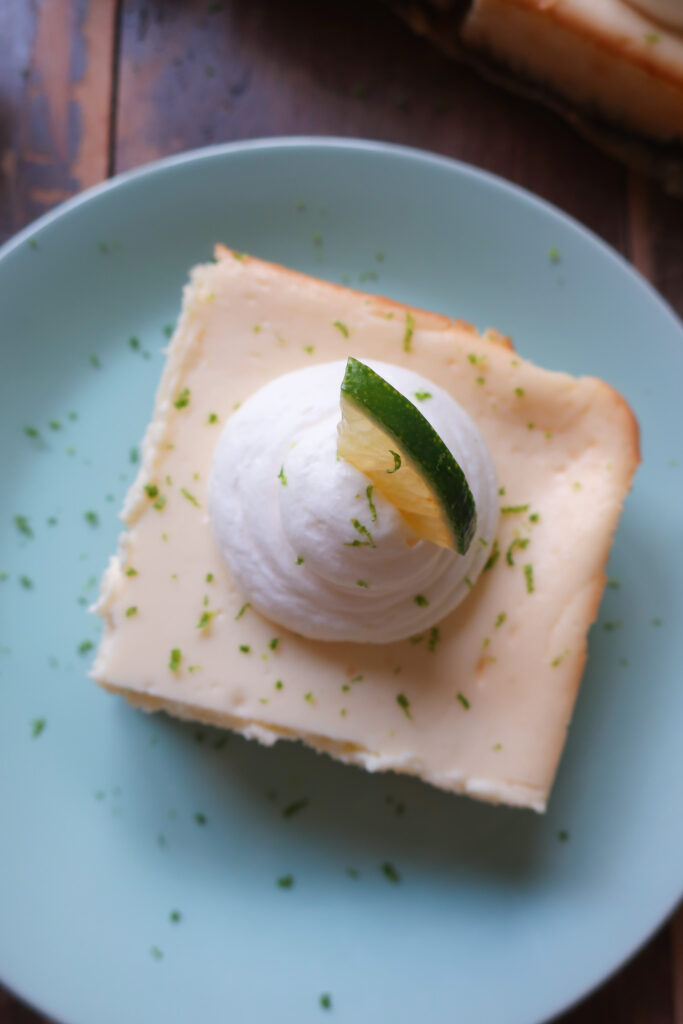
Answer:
[{"left": 337, "top": 358, "right": 476, "bottom": 553}]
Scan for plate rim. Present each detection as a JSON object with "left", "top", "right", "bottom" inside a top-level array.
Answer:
[{"left": 1, "top": 135, "right": 681, "bottom": 1024}]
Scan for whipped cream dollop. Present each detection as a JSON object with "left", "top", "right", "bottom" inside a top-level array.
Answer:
[{"left": 208, "top": 361, "right": 499, "bottom": 643}]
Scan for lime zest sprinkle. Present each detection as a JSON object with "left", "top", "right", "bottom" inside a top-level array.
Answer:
[
  {"left": 153, "top": 494, "right": 167, "bottom": 511},
  {"left": 277, "top": 875, "right": 294, "bottom": 889},
  {"left": 396, "top": 693, "right": 412, "bottom": 719},
  {"left": 548, "top": 247, "right": 561, "bottom": 263},
  {"left": 506, "top": 537, "right": 530, "bottom": 566},
  {"left": 303, "top": 345, "right": 314, "bottom": 354},
  {"left": 483, "top": 539, "right": 500, "bottom": 572},
  {"left": 387, "top": 449, "right": 401, "bottom": 474},
  {"left": 333, "top": 320, "right": 349, "bottom": 338},
  {"left": 645, "top": 30, "right": 660, "bottom": 43},
  {"left": 494, "top": 612, "right": 507, "bottom": 628},
  {"left": 278, "top": 465, "right": 288, "bottom": 486},
  {"left": 283, "top": 797, "right": 309, "bottom": 818},
  {"left": 174, "top": 388, "right": 191, "bottom": 410},
  {"left": 403, "top": 311, "right": 415, "bottom": 353},
  {"left": 514, "top": 387, "right": 525, "bottom": 398},
  {"left": 428, "top": 626, "right": 440, "bottom": 652},
  {"left": 456, "top": 692, "right": 470, "bottom": 709},
  {"left": 274, "top": 680, "right": 283, "bottom": 690},
  {"left": 524, "top": 564, "right": 535, "bottom": 593},
  {"left": 181, "top": 488, "right": 200, "bottom": 507},
  {"left": 501, "top": 504, "right": 530, "bottom": 515},
  {"left": 14, "top": 515, "right": 33, "bottom": 538},
  {"left": 269, "top": 638, "right": 280, "bottom": 650},
  {"left": 144, "top": 484, "right": 159, "bottom": 499},
  {"left": 414, "top": 390, "right": 431, "bottom": 401},
  {"left": 239, "top": 644, "right": 251, "bottom": 653},
  {"left": 356, "top": 579, "right": 369, "bottom": 588},
  {"left": 169, "top": 649, "right": 182, "bottom": 671},
  {"left": 467, "top": 353, "right": 486, "bottom": 365},
  {"left": 31, "top": 718, "right": 46, "bottom": 738},
  {"left": 207, "top": 412, "right": 219, "bottom": 424},
  {"left": 296, "top": 555, "right": 304, "bottom": 565},
  {"left": 366, "top": 484, "right": 377, "bottom": 522},
  {"left": 344, "top": 517, "right": 376, "bottom": 548},
  {"left": 320, "top": 993, "right": 332, "bottom": 1010},
  {"left": 125, "top": 606, "right": 138, "bottom": 617},
  {"left": 125, "top": 567, "right": 138, "bottom": 577},
  {"left": 414, "top": 594, "right": 429, "bottom": 607},
  {"left": 381, "top": 862, "right": 401, "bottom": 883},
  {"left": 197, "top": 609, "right": 219, "bottom": 629},
  {"left": 529, "top": 512, "right": 540, "bottom": 523},
  {"left": 551, "top": 649, "right": 570, "bottom": 667}
]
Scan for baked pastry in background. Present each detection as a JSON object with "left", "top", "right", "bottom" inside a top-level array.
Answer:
[{"left": 462, "top": 0, "right": 683, "bottom": 143}]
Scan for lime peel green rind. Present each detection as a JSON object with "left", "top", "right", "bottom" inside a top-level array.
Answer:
[{"left": 339, "top": 358, "right": 476, "bottom": 554}]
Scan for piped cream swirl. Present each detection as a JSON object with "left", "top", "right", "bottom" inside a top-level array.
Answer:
[{"left": 208, "top": 360, "right": 498, "bottom": 643}]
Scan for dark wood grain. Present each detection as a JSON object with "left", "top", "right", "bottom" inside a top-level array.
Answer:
[
  {"left": 0, "top": 0, "right": 117, "bottom": 245},
  {"left": 114, "top": 0, "right": 629, "bottom": 252},
  {"left": 629, "top": 171, "right": 683, "bottom": 319},
  {"left": 0, "top": 0, "right": 681, "bottom": 1021}
]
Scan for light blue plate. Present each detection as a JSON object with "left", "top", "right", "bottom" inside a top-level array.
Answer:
[{"left": 1, "top": 139, "right": 681, "bottom": 1024}]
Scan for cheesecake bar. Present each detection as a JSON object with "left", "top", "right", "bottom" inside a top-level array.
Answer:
[{"left": 92, "top": 248, "right": 639, "bottom": 812}]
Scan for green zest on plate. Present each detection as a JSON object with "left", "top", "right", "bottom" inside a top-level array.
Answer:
[
  {"left": 403, "top": 311, "right": 415, "bottom": 353},
  {"left": 337, "top": 358, "right": 476, "bottom": 553},
  {"left": 396, "top": 693, "right": 412, "bottom": 719}
]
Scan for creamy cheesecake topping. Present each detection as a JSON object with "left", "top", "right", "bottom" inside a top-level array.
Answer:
[{"left": 208, "top": 360, "right": 499, "bottom": 643}]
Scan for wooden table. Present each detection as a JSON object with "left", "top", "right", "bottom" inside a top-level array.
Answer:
[{"left": 1, "top": 1, "right": 681, "bottom": 1021}]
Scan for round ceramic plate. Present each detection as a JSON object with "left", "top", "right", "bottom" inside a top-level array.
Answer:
[{"left": 0, "top": 139, "right": 681, "bottom": 1024}]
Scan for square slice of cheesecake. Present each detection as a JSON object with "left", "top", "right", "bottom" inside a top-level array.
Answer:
[{"left": 92, "top": 247, "right": 639, "bottom": 812}]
